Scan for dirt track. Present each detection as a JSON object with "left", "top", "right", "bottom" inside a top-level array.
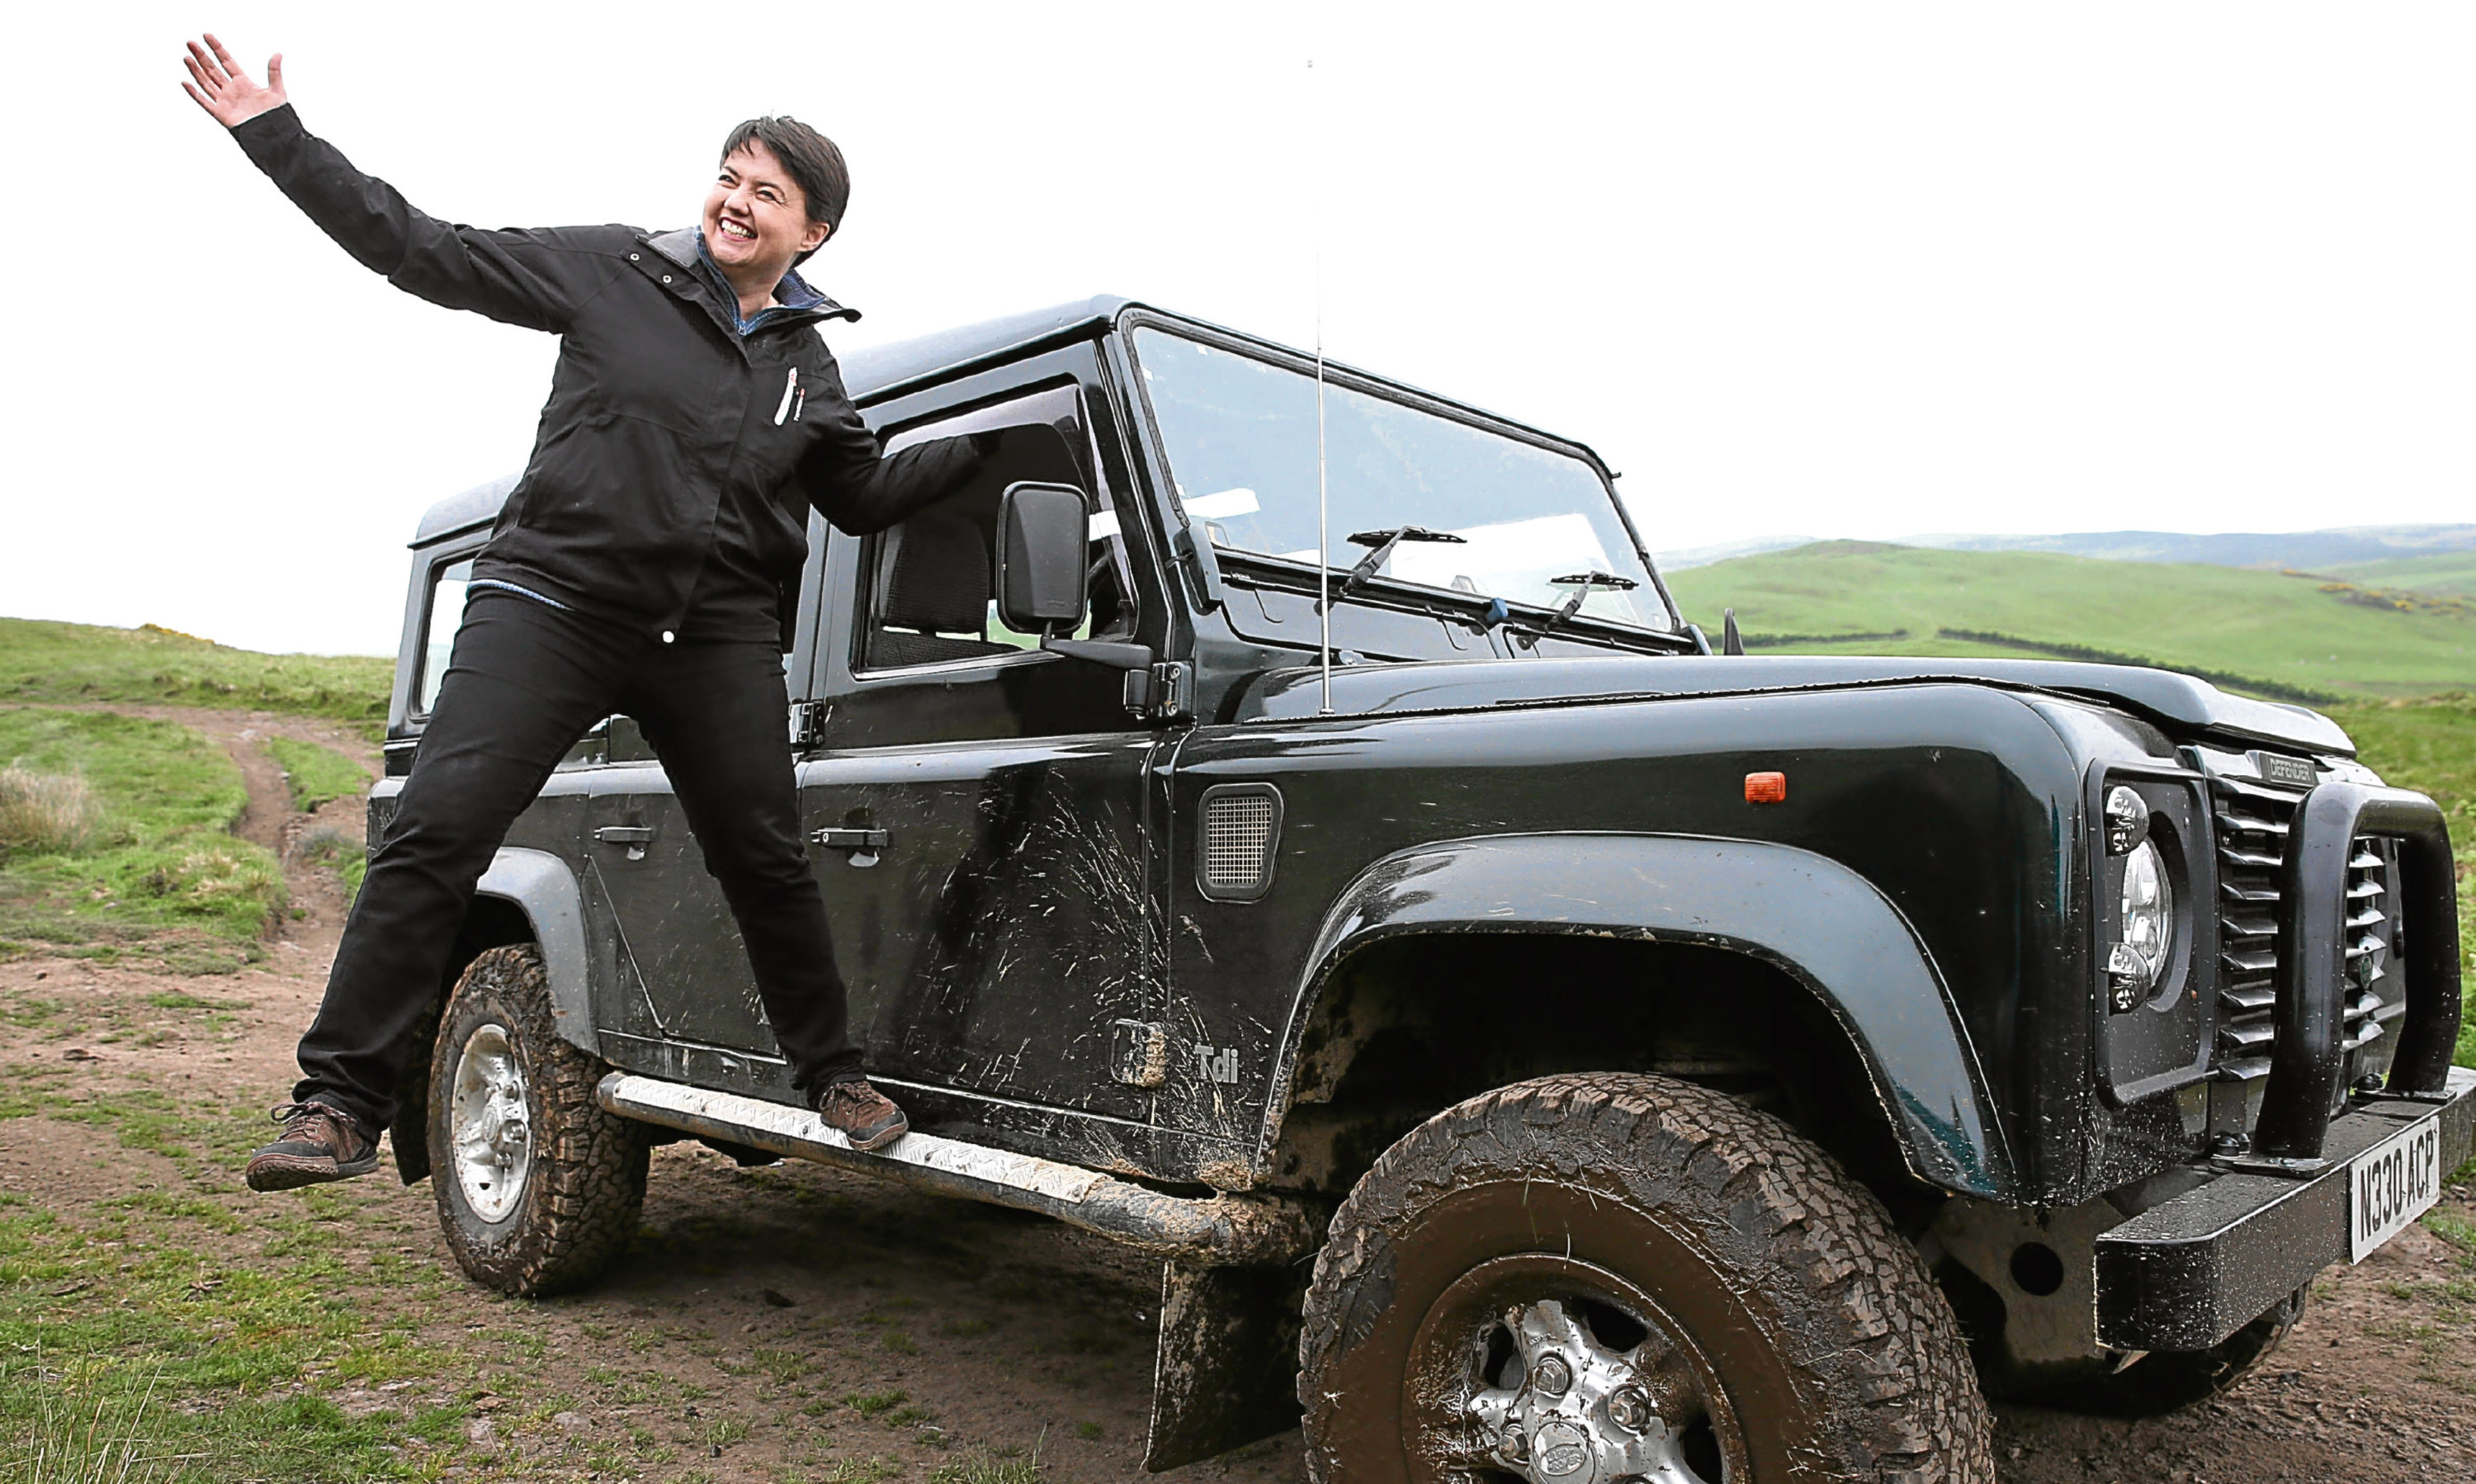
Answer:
[{"left": 4, "top": 705, "right": 2474, "bottom": 1482}]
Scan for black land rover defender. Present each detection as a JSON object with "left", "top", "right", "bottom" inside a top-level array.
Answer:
[{"left": 376, "top": 298, "right": 2467, "bottom": 1482}]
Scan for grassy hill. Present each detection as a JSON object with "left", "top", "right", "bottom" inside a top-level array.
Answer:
[
  {"left": 2319, "top": 551, "right": 2476, "bottom": 598},
  {"left": 1664, "top": 541, "right": 2476, "bottom": 702},
  {"left": 0, "top": 617, "right": 392, "bottom": 732}
]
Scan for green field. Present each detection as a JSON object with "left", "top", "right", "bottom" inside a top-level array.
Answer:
[
  {"left": 2320, "top": 550, "right": 2476, "bottom": 598},
  {"left": 0, "top": 617, "right": 393, "bottom": 733},
  {"left": 1665, "top": 541, "right": 2476, "bottom": 701},
  {"left": 0, "top": 708, "right": 286, "bottom": 972},
  {"left": 266, "top": 737, "right": 371, "bottom": 813},
  {"left": 2322, "top": 695, "right": 2476, "bottom": 1069}
]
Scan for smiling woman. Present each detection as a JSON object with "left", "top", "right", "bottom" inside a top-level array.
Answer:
[{"left": 176, "top": 30, "right": 992, "bottom": 1188}]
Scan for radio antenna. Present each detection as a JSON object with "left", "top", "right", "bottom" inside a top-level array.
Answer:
[{"left": 1312, "top": 57, "right": 1334, "bottom": 716}]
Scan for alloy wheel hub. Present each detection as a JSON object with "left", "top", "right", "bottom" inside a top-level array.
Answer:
[
  {"left": 1462, "top": 1298, "right": 1716, "bottom": 1484},
  {"left": 449, "top": 1023, "right": 532, "bottom": 1224}
]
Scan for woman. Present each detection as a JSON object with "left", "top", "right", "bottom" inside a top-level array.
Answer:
[{"left": 182, "top": 34, "right": 968, "bottom": 1188}]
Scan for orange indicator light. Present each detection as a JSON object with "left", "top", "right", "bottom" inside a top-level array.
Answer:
[{"left": 1745, "top": 772, "right": 1788, "bottom": 804}]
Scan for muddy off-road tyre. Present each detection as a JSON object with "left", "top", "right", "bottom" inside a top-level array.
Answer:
[
  {"left": 1299, "top": 1073, "right": 1994, "bottom": 1484},
  {"left": 427, "top": 945, "right": 647, "bottom": 1297}
]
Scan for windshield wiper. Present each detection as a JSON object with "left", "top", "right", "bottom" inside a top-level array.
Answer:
[
  {"left": 1538, "top": 571, "right": 1640, "bottom": 636},
  {"left": 1317, "top": 526, "right": 1467, "bottom": 612}
]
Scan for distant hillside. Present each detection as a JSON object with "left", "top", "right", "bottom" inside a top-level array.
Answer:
[
  {"left": 1663, "top": 542, "right": 2476, "bottom": 701},
  {"left": 0, "top": 617, "right": 392, "bottom": 727},
  {"left": 1899, "top": 523, "right": 2476, "bottom": 570},
  {"left": 2315, "top": 550, "right": 2476, "bottom": 598},
  {"left": 1652, "top": 535, "right": 1818, "bottom": 572}
]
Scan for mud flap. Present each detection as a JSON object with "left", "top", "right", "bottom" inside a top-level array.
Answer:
[{"left": 1143, "top": 1261, "right": 1307, "bottom": 1472}]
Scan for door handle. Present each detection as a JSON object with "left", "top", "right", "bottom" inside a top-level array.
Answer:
[
  {"left": 810, "top": 827, "right": 888, "bottom": 867},
  {"left": 593, "top": 825, "right": 654, "bottom": 862}
]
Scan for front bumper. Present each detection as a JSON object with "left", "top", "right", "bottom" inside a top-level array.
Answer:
[{"left": 2095, "top": 1065, "right": 2476, "bottom": 1351}]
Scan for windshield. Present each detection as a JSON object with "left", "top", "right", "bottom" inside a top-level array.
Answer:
[{"left": 1132, "top": 328, "right": 1667, "bottom": 631}]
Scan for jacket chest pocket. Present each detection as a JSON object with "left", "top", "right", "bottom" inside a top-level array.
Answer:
[
  {"left": 754, "top": 361, "right": 813, "bottom": 428},
  {"left": 738, "top": 352, "right": 824, "bottom": 489}
]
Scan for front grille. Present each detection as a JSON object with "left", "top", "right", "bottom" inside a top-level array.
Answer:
[
  {"left": 2341, "top": 839, "right": 2404, "bottom": 1061},
  {"left": 2208, "top": 775, "right": 2407, "bottom": 1096},
  {"left": 2210, "top": 777, "right": 2294, "bottom": 1085}
]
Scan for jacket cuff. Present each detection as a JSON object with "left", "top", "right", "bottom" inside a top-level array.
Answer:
[{"left": 229, "top": 102, "right": 304, "bottom": 168}]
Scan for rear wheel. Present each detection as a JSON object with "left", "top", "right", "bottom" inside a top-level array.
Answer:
[
  {"left": 1299, "top": 1073, "right": 1993, "bottom": 1483},
  {"left": 428, "top": 944, "right": 646, "bottom": 1296}
]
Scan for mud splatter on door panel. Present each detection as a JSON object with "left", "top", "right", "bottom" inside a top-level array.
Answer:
[{"left": 801, "top": 734, "right": 1164, "bottom": 1120}]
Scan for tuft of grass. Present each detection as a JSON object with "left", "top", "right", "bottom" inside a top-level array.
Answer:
[
  {"left": 928, "top": 1444, "right": 1051, "bottom": 1483},
  {"left": 262, "top": 739, "right": 367, "bottom": 814},
  {"left": 286, "top": 825, "right": 366, "bottom": 900},
  {"left": 0, "top": 617, "right": 390, "bottom": 728},
  {"left": 0, "top": 1353, "right": 185, "bottom": 1484},
  {"left": 0, "top": 767, "right": 102, "bottom": 857},
  {"left": 841, "top": 1389, "right": 907, "bottom": 1419}
]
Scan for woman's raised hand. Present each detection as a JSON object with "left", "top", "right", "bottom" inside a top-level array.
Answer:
[{"left": 181, "top": 34, "right": 286, "bottom": 129}]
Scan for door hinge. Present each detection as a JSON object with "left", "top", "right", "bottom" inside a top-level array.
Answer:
[
  {"left": 1122, "top": 662, "right": 1193, "bottom": 723},
  {"left": 1111, "top": 1020, "right": 1170, "bottom": 1088},
  {"left": 789, "top": 700, "right": 830, "bottom": 749}
]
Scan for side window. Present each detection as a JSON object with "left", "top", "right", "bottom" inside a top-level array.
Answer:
[
  {"left": 415, "top": 558, "right": 474, "bottom": 716},
  {"left": 858, "top": 388, "right": 1134, "bottom": 673}
]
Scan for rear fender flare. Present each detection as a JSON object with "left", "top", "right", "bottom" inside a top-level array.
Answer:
[
  {"left": 473, "top": 848, "right": 596, "bottom": 1056},
  {"left": 1263, "top": 833, "right": 2017, "bottom": 1200}
]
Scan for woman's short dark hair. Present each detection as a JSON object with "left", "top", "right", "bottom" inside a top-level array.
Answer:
[{"left": 722, "top": 116, "right": 849, "bottom": 250}]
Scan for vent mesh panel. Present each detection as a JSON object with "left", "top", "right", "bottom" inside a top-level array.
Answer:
[{"left": 1203, "top": 794, "right": 1278, "bottom": 892}]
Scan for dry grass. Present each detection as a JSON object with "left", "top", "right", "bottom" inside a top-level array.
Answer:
[
  {"left": 1, "top": 1354, "right": 187, "bottom": 1484},
  {"left": 0, "top": 765, "right": 102, "bottom": 857}
]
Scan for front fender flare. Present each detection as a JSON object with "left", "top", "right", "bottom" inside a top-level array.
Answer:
[
  {"left": 473, "top": 847, "right": 596, "bottom": 1056},
  {"left": 1264, "top": 833, "right": 2017, "bottom": 1200}
]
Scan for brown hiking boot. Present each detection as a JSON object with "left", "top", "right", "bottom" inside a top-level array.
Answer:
[
  {"left": 246, "top": 1101, "right": 380, "bottom": 1191},
  {"left": 815, "top": 1079, "right": 907, "bottom": 1151}
]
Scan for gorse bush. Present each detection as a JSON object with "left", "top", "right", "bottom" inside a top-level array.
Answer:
[{"left": 0, "top": 766, "right": 104, "bottom": 857}]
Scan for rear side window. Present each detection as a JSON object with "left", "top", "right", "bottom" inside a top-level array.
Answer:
[{"left": 415, "top": 558, "right": 473, "bottom": 716}]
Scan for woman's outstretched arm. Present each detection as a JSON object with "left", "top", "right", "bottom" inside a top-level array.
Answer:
[{"left": 180, "top": 33, "right": 621, "bottom": 334}]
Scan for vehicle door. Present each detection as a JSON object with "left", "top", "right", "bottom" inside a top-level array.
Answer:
[
  {"left": 575, "top": 522, "right": 838, "bottom": 1067},
  {"left": 802, "top": 360, "right": 1166, "bottom": 1121}
]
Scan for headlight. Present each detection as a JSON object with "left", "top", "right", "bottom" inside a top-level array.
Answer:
[{"left": 2106, "top": 839, "right": 2175, "bottom": 1013}]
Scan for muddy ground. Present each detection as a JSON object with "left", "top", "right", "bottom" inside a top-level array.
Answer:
[{"left": 4, "top": 704, "right": 2474, "bottom": 1482}]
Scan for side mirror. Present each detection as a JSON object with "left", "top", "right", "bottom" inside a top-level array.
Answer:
[{"left": 995, "top": 481, "right": 1089, "bottom": 634}]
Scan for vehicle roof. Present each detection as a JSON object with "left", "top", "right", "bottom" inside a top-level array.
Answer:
[
  {"left": 408, "top": 295, "right": 1604, "bottom": 545},
  {"left": 412, "top": 472, "right": 520, "bottom": 546},
  {"left": 411, "top": 299, "right": 1131, "bottom": 546},
  {"left": 840, "top": 295, "right": 1129, "bottom": 403}
]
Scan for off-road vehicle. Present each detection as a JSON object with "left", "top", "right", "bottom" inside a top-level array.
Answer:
[{"left": 376, "top": 298, "right": 2469, "bottom": 1482}]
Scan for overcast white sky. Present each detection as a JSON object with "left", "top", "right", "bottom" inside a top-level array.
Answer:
[{"left": 3, "top": 3, "right": 2470, "bottom": 655}]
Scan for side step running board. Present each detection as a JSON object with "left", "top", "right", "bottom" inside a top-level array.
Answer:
[{"left": 596, "top": 1073, "right": 1319, "bottom": 1267}]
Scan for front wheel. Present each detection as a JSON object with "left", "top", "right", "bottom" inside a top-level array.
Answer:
[
  {"left": 1299, "top": 1073, "right": 1993, "bottom": 1483},
  {"left": 427, "top": 944, "right": 647, "bottom": 1296}
]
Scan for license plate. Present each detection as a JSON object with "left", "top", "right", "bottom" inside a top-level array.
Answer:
[{"left": 2350, "top": 1116, "right": 2443, "bottom": 1263}]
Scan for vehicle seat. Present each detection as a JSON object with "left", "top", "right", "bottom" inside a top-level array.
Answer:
[{"left": 869, "top": 510, "right": 1011, "bottom": 669}]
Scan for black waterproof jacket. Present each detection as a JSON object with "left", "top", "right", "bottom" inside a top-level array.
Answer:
[{"left": 232, "top": 105, "right": 978, "bottom": 643}]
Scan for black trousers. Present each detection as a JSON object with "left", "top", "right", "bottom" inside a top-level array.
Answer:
[{"left": 295, "top": 590, "right": 859, "bottom": 1133}]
